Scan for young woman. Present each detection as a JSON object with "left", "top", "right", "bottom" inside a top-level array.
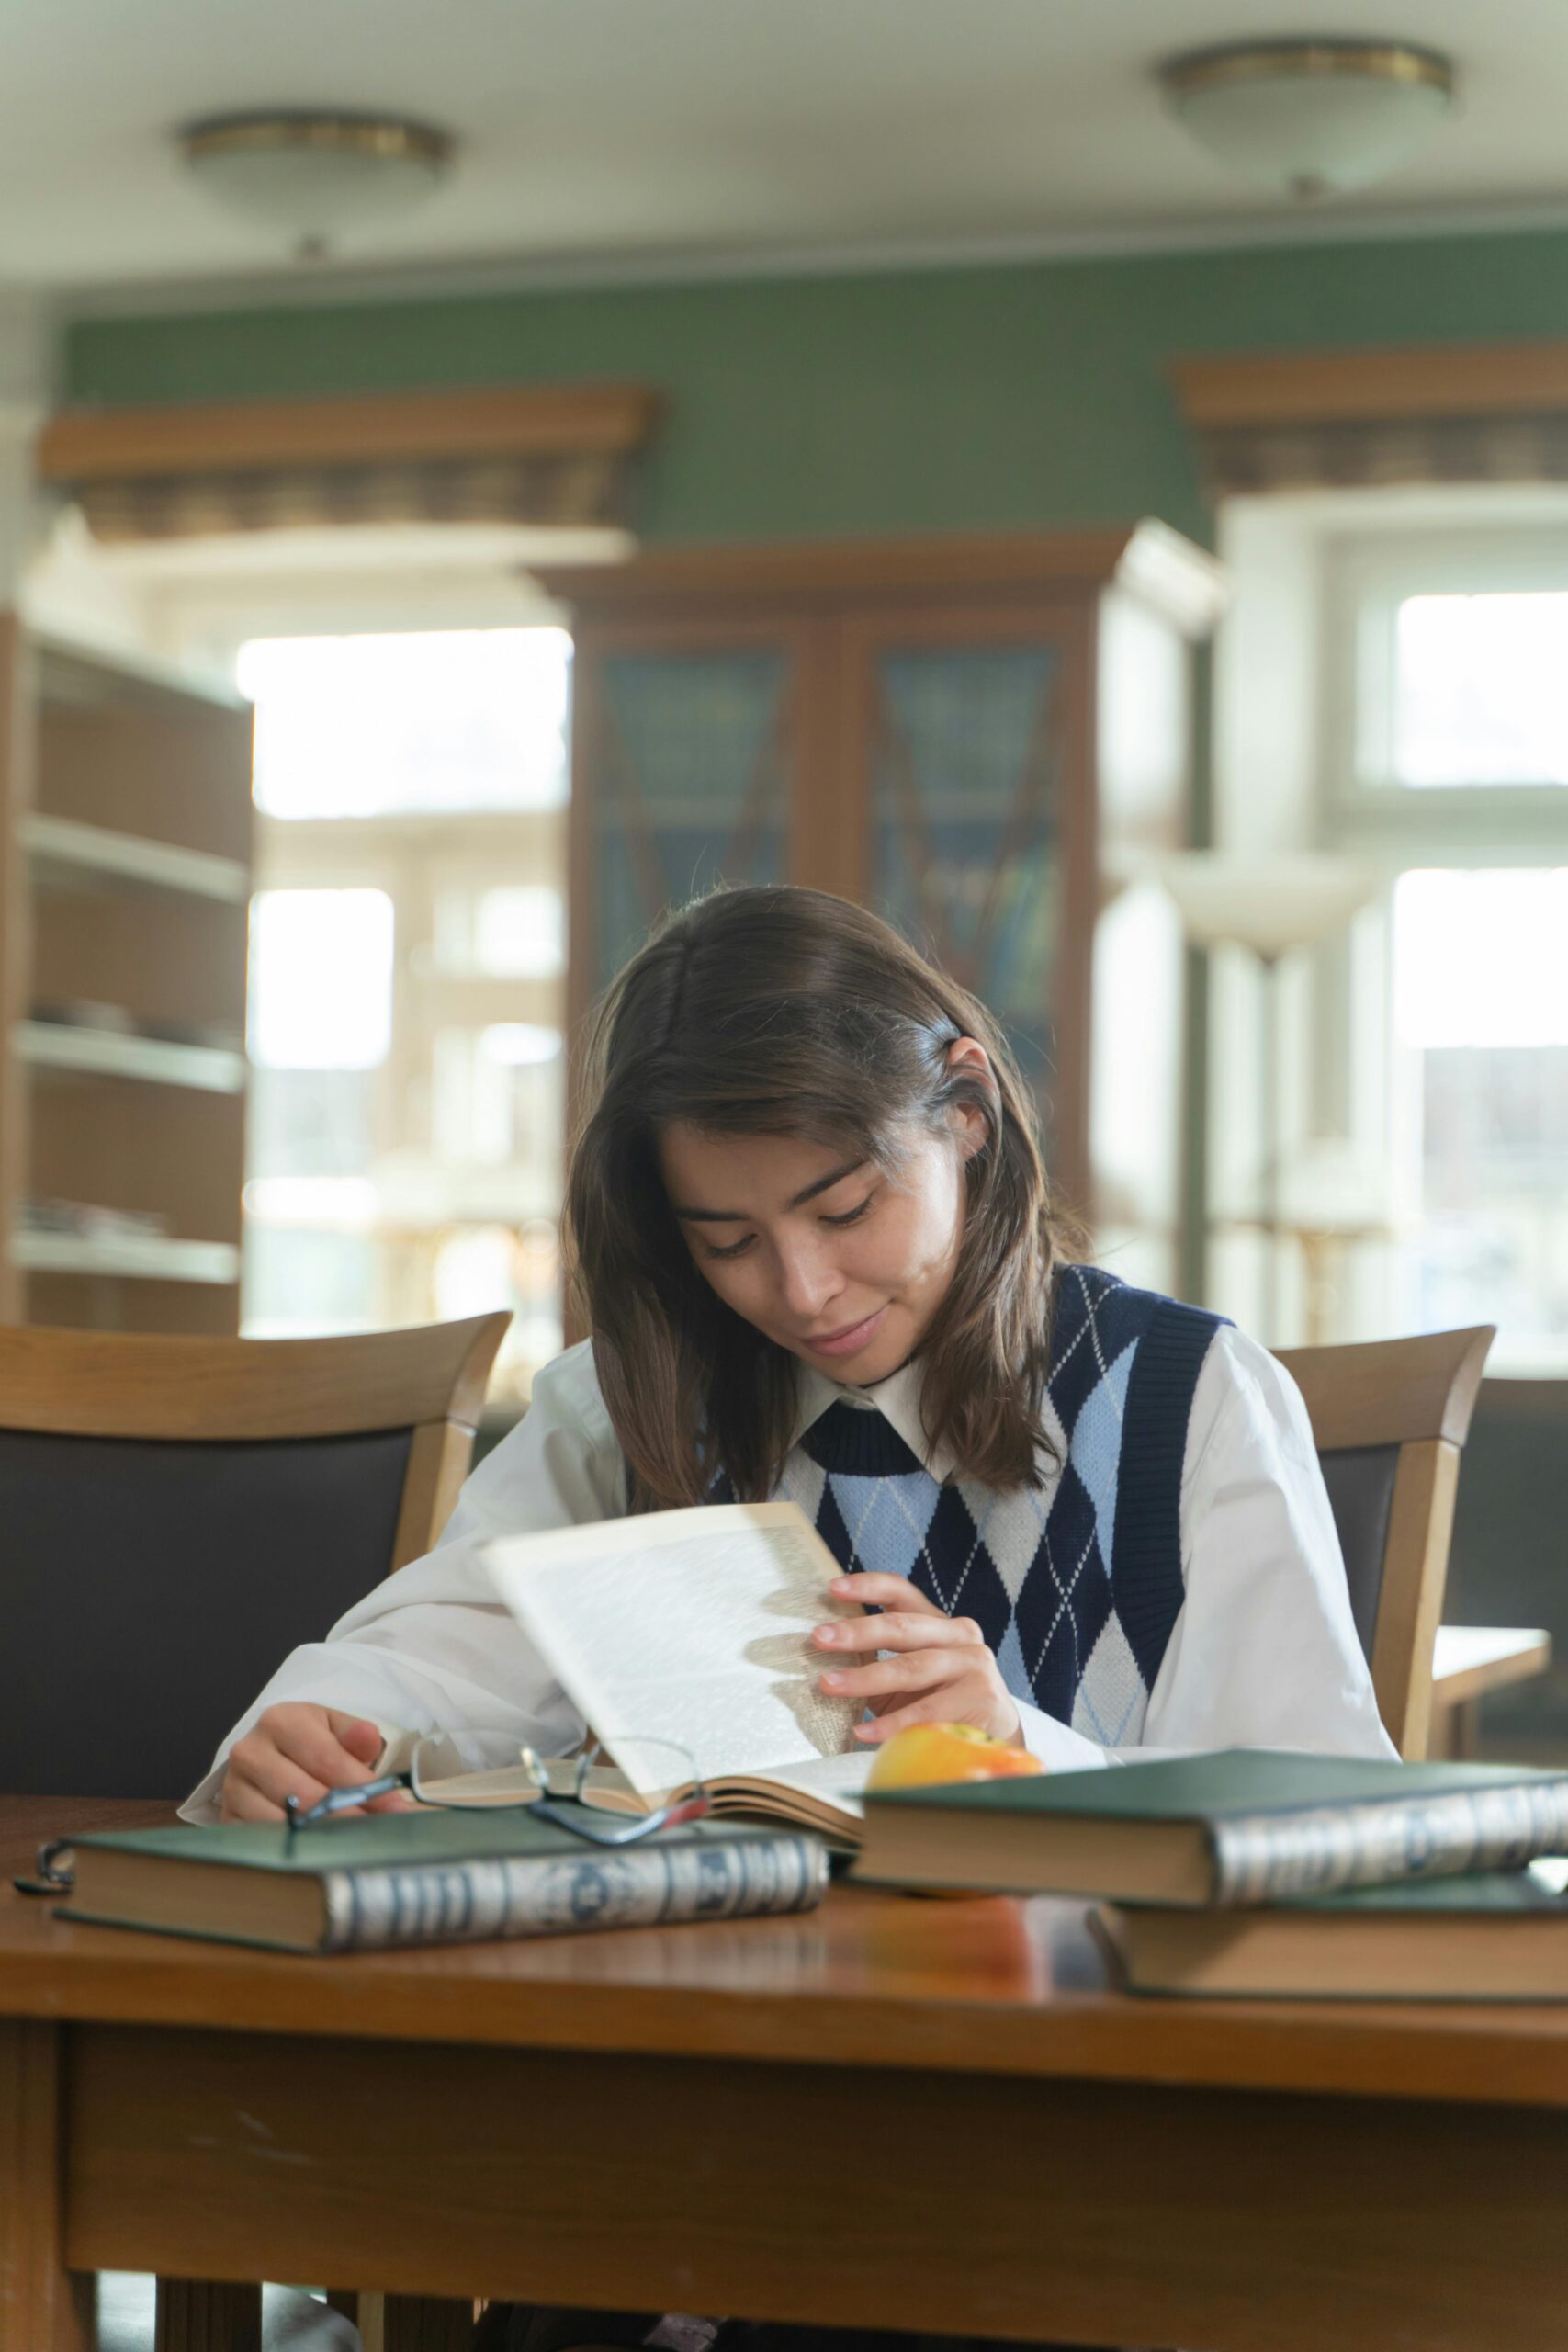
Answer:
[{"left": 194, "top": 882, "right": 1389, "bottom": 1829}]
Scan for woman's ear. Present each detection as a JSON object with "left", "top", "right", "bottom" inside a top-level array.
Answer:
[{"left": 946, "top": 1035, "right": 997, "bottom": 1161}]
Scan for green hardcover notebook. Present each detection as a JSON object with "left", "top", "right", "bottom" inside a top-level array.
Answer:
[
  {"left": 52, "top": 1808, "right": 827, "bottom": 1954},
  {"left": 1095, "top": 1860, "right": 1568, "bottom": 2001},
  {"left": 851, "top": 1748, "right": 1568, "bottom": 1907}
]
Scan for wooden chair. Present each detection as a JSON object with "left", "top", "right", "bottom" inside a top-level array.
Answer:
[
  {"left": 0, "top": 1314, "right": 509, "bottom": 1800},
  {"left": 1275, "top": 1323, "right": 1495, "bottom": 1760},
  {"left": 0, "top": 1312, "right": 509, "bottom": 2352}
]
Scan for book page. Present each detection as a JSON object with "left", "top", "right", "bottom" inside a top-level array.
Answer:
[
  {"left": 735, "top": 1747, "right": 876, "bottom": 1820},
  {"left": 486, "top": 1502, "right": 865, "bottom": 1800}
]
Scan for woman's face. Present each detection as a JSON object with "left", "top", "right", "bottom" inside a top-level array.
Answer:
[{"left": 659, "top": 1057, "right": 988, "bottom": 1385}]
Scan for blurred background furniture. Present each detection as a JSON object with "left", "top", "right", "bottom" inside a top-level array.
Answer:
[
  {"left": 542, "top": 524, "right": 1227, "bottom": 1293},
  {"left": 1276, "top": 1323, "right": 1495, "bottom": 1758},
  {"left": 1163, "top": 850, "right": 1382, "bottom": 1344},
  {"left": 0, "top": 628, "right": 254, "bottom": 1335},
  {"left": 1443, "top": 1375, "right": 1568, "bottom": 1766},
  {"left": 0, "top": 1311, "right": 507, "bottom": 2352},
  {"left": 0, "top": 1313, "right": 507, "bottom": 1797},
  {"left": 1428, "top": 1624, "right": 1552, "bottom": 1760}
]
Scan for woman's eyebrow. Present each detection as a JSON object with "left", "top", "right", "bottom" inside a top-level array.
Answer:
[
  {"left": 788, "top": 1157, "right": 868, "bottom": 1208},
  {"left": 672, "top": 1158, "right": 868, "bottom": 1222}
]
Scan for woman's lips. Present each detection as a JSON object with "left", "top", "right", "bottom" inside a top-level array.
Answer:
[{"left": 802, "top": 1306, "right": 887, "bottom": 1360}]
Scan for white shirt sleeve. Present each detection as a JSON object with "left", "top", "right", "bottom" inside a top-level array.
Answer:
[
  {"left": 186, "top": 1319, "right": 1396, "bottom": 1819},
  {"left": 179, "top": 1340, "right": 626, "bottom": 1821},
  {"left": 1013, "top": 1325, "right": 1397, "bottom": 1771}
]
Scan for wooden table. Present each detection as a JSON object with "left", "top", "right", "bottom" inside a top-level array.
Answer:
[
  {"left": 1430, "top": 1624, "right": 1553, "bottom": 1758},
  {"left": 5, "top": 1797, "right": 1568, "bottom": 2352}
]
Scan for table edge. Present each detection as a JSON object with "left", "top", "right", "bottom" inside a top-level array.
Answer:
[{"left": 5, "top": 1945, "right": 1568, "bottom": 2113}]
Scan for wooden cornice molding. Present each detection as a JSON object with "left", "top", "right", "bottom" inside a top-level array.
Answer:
[
  {"left": 1171, "top": 341, "right": 1568, "bottom": 430},
  {"left": 537, "top": 519, "right": 1226, "bottom": 637},
  {"left": 37, "top": 380, "right": 661, "bottom": 484}
]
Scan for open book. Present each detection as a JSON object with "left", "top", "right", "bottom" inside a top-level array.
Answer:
[{"left": 434, "top": 1502, "right": 878, "bottom": 1838}]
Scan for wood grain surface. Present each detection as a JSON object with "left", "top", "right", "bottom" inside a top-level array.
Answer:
[
  {"left": 0, "top": 1313, "right": 509, "bottom": 1439},
  {"left": 537, "top": 521, "right": 1227, "bottom": 636},
  {"left": 1169, "top": 340, "right": 1568, "bottom": 426},
  {"left": 0, "top": 2017, "right": 95, "bottom": 2352},
  {"left": 0, "top": 613, "right": 38, "bottom": 1326},
  {"left": 38, "top": 385, "right": 660, "bottom": 481},
  {"left": 9, "top": 1798, "right": 1568, "bottom": 2352},
  {"left": 5, "top": 1796, "right": 1568, "bottom": 2110},
  {"left": 1431, "top": 1626, "right": 1552, "bottom": 1712},
  {"left": 152, "top": 2277, "right": 261, "bottom": 2352},
  {"left": 1275, "top": 1325, "right": 1494, "bottom": 1453},
  {"left": 63, "top": 2020, "right": 1568, "bottom": 2352}
]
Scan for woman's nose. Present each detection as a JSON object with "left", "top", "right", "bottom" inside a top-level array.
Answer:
[{"left": 775, "top": 1240, "right": 840, "bottom": 1321}]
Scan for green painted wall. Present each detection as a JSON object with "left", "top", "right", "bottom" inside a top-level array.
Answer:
[
  {"left": 63, "top": 226, "right": 1568, "bottom": 1313},
  {"left": 65, "top": 226, "right": 1568, "bottom": 548}
]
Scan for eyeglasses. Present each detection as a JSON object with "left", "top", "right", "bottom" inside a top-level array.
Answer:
[{"left": 284, "top": 1735, "right": 711, "bottom": 1848}]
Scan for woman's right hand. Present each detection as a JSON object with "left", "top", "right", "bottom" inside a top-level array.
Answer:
[{"left": 220, "top": 1702, "right": 410, "bottom": 1823}]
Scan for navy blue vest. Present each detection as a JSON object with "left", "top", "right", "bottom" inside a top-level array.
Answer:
[{"left": 765, "top": 1266, "right": 1224, "bottom": 1745}]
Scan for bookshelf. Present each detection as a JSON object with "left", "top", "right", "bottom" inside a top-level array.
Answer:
[
  {"left": 18, "top": 1021, "right": 245, "bottom": 1094},
  {"left": 10, "top": 1231, "right": 241, "bottom": 1283},
  {"left": 23, "top": 812, "right": 248, "bottom": 904},
  {"left": 541, "top": 524, "right": 1226, "bottom": 1291},
  {"left": 0, "top": 621, "right": 254, "bottom": 1332}
]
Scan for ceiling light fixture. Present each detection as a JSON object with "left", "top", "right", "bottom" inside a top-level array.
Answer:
[
  {"left": 1159, "top": 39, "right": 1456, "bottom": 203},
  {"left": 178, "top": 110, "right": 456, "bottom": 261}
]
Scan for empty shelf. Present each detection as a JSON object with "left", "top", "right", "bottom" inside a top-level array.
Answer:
[
  {"left": 23, "top": 813, "right": 249, "bottom": 903},
  {"left": 13, "top": 1230, "right": 241, "bottom": 1283},
  {"left": 17, "top": 1021, "right": 246, "bottom": 1093}
]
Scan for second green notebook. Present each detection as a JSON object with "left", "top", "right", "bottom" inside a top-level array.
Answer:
[{"left": 852, "top": 1748, "right": 1568, "bottom": 1905}]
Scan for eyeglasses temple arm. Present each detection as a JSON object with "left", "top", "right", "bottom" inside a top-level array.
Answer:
[{"left": 285, "top": 1772, "right": 412, "bottom": 1828}]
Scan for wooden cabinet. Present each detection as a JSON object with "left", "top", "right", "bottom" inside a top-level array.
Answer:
[
  {"left": 0, "top": 624, "right": 253, "bottom": 1330},
  {"left": 541, "top": 525, "right": 1224, "bottom": 1289}
]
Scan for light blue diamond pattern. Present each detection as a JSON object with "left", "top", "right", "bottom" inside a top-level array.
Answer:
[
  {"left": 994, "top": 1613, "right": 1033, "bottom": 1704},
  {"left": 959, "top": 1480, "right": 1046, "bottom": 1605},
  {"left": 1069, "top": 1340, "right": 1135, "bottom": 1570},
  {"left": 1037, "top": 1377, "right": 1069, "bottom": 1468},
  {"left": 774, "top": 1452, "right": 827, "bottom": 1524},
  {"left": 825, "top": 1470, "right": 943, "bottom": 1580},
  {"left": 1069, "top": 1612, "right": 1148, "bottom": 1747}
]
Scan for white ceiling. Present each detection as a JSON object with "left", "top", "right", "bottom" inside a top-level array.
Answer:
[{"left": 10, "top": 0, "right": 1568, "bottom": 304}]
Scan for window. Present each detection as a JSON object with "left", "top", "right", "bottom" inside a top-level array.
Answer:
[
  {"left": 242, "top": 630, "right": 570, "bottom": 819},
  {"left": 434, "top": 884, "right": 566, "bottom": 979},
  {"left": 433, "top": 1024, "right": 564, "bottom": 1177},
  {"left": 1337, "top": 528, "right": 1568, "bottom": 819},
  {"left": 1329, "top": 522, "right": 1568, "bottom": 1370},
  {"left": 1389, "top": 594, "right": 1568, "bottom": 789},
  {"left": 248, "top": 889, "right": 395, "bottom": 1069},
  {"left": 240, "top": 628, "right": 570, "bottom": 1396},
  {"left": 1393, "top": 871, "right": 1568, "bottom": 1365}
]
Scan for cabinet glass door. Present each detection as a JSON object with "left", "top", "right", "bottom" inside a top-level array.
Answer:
[
  {"left": 859, "top": 628, "right": 1068, "bottom": 1102},
  {"left": 586, "top": 642, "right": 795, "bottom": 991}
]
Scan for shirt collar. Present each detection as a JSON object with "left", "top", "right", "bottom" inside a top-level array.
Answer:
[{"left": 790, "top": 1355, "right": 958, "bottom": 1487}]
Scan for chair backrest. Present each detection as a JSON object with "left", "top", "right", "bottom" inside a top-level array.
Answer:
[
  {"left": 0, "top": 1314, "right": 509, "bottom": 1799},
  {"left": 1273, "top": 1325, "right": 1495, "bottom": 1759}
]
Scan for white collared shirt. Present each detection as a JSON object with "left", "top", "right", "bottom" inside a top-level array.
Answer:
[{"left": 182, "top": 1320, "right": 1393, "bottom": 1821}]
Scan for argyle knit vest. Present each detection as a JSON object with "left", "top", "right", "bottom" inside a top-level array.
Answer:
[{"left": 743, "top": 1265, "right": 1224, "bottom": 1748}]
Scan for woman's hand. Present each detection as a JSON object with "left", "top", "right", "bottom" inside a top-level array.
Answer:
[
  {"left": 220, "top": 1702, "right": 412, "bottom": 1823},
  {"left": 810, "top": 1574, "right": 1023, "bottom": 1747}
]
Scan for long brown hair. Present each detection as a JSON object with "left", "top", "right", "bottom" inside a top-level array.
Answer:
[{"left": 566, "top": 886, "right": 1080, "bottom": 1507}]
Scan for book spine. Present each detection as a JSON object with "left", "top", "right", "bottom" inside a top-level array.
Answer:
[
  {"left": 315, "top": 1831, "right": 828, "bottom": 1952},
  {"left": 1209, "top": 1778, "right": 1568, "bottom": 1905}
]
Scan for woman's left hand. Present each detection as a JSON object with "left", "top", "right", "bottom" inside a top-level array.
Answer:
[{"left": 811, "top": 1573, "right": 1023, "bottom": 1747}]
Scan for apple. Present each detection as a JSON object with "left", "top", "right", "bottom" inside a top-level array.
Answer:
[{"left": 864, "top": 1721, "right": 1044, "bottom": 1792}]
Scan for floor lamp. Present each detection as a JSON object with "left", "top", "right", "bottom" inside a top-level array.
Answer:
[{"left": 1161, "top": 852, "right": 1381, "bottom": 1344}]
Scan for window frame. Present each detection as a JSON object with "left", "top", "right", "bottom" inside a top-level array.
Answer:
[
  {"left": 1321, "top": 519, "right": 1568, "bottom": 1369},
  {"left": 1325, "top": 523, "right": 1568, "bottom": 861}
]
